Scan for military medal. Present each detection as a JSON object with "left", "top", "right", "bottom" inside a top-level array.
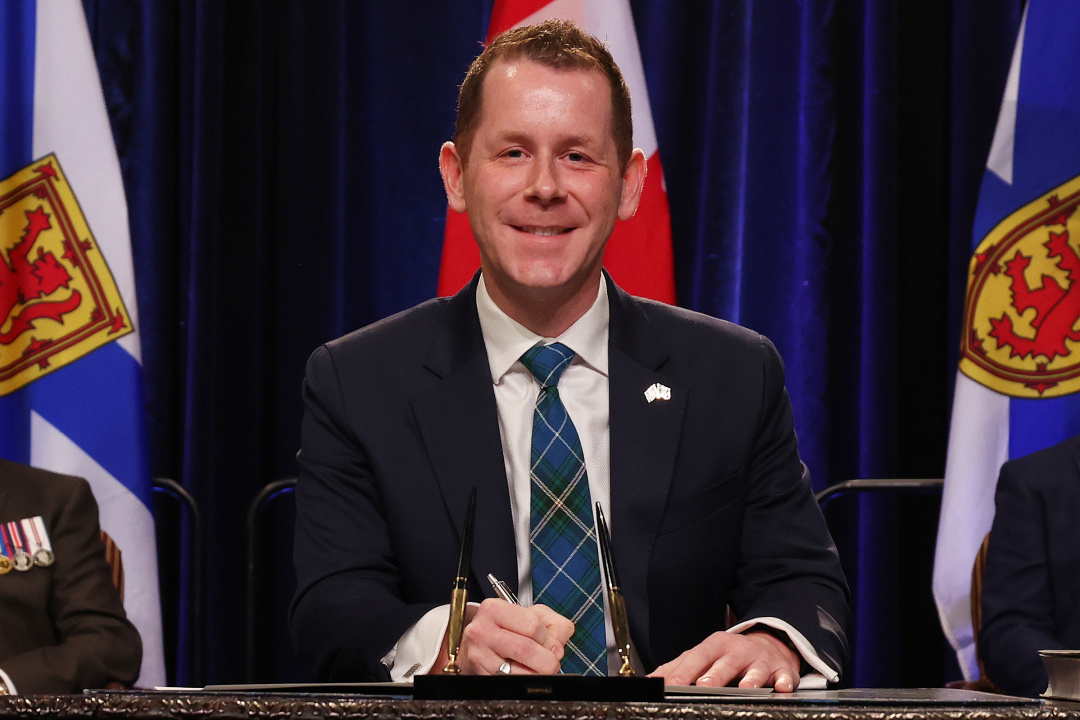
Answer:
[
  {"left": 13, "top": 550, "right": 31, "bottom": 571},
  {"left": 24, "top": 517, "right": 55, "bottom": 567},
  {"left": 0, "top": 531, "right": 11, "bottom": 575},
  {"left": 4, "top": 522, "right": 33, "bottom": 571}
]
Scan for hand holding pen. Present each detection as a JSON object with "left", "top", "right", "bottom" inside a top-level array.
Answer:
[
  {"left": 488, "top": 572, "right": 519, "bottom": 606},
  {"left": 437, "top": 490, "right": 573, "bottom": 676},
  {"left": 465, "top": 573, "right": 572, "bottom": 676},
  {"left": 487, "top": 574, "right": 519, "bottom": 674}
]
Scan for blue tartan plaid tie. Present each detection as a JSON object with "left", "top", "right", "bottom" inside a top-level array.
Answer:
[{"left": 520, "top": 342, "right": 606, "bottom": 676}]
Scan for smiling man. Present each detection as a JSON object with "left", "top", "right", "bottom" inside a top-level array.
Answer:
[
  {"left": 291, "top": 19, "right": 850, "bottom": 690},
  {"left": 438, "top": 50, "right": 643, "bottom": 339}
]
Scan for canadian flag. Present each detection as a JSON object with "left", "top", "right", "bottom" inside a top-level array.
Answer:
[{"left": 436, "top": 0, "right": 676, "bottom": 303}]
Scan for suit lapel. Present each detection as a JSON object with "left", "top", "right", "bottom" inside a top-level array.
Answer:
[
  {"left": 410, "top": 277, "right": 517, "bottom": 596},
  {"left": 606, "top": 277, "right": 686, "bottom": 667},
  {"left": 407, "top": 275, "right": 688, "bottom": 639}
]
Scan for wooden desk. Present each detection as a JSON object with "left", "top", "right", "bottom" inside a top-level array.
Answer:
[{"left": 0, "top": 691, "right": 1077, "bottom": 720}]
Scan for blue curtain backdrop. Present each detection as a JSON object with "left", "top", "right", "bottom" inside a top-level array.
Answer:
[{"left": 74, "top": 0, "right": 1022, "bottom": 687}]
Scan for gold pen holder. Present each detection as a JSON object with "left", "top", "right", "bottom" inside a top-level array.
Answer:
[
  {"left": 443, "top": 586, "right": 468, "bottom": 674},
  {"left": 608, "top": 589, "right": 635, "bottom": 676}
]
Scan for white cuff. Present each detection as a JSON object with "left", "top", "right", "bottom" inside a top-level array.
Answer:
[
  {"left": 728, "top": 616, "right": 840, "bottom": 684},
  {"left": 381, "top": 605, "right": 453, "bottom": 681},
  {"left": 381, "top": 602, "right": 481, "bottom": 681}
]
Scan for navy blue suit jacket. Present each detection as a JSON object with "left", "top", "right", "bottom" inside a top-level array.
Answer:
[
  {"left": 290, "top": 274, "right": 850, "bottom": 681},
  {"left": 980, "top": 434, "right": 1080, "bottom": 696}
]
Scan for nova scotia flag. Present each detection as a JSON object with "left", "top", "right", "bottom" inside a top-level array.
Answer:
[
  {"left": 933, "top": 0, "right": 1080, "bottom": 681},
  {"left": 1, "top": 0, "right": 165, "bottom": 687}
]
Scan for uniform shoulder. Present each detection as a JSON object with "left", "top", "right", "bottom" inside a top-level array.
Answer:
[{"left": 0, "top": 459, "right": 90, "bottom": 507}]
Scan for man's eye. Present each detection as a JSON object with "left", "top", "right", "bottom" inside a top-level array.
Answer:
[
  {"left": 507, "top": 149, "right": 524, "bottom": 158},
  {"left": 567, "top": 152, "right": 584, "bottom": 162}
]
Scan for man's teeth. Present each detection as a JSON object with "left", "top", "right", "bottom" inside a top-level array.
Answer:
[{"left": 520, "top": 226, "right": 566, "bottom": 236}]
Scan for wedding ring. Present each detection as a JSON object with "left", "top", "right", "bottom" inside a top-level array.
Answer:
[{"left": 497, "top": 660, "right": 512, "bottom": 675}]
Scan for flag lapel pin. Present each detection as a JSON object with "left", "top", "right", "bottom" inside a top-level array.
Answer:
[{"left": 644, "top": 383, "right": 671, "bottom": 403}]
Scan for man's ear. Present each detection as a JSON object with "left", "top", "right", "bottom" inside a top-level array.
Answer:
[
  {"left": 439, "top": 141, "right": 468, "bottom": 214},
  {"left": 617, "top": 148, "right": 647, "bottom": 221}
]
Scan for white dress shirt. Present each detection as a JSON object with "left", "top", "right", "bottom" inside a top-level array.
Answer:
[{"left": 383, "top": 275, "right": 836, "bottom": 686}]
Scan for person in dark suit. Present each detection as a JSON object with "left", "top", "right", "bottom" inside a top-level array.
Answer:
[
  {"left": 290, "top": 19, "right": 849, "bottom": 689},
  {"left": 0, "top": 459, "right": 142, "bottom": 695},
  {"left": 979, "top": 434, "right": 1080, "bottom": 697}
]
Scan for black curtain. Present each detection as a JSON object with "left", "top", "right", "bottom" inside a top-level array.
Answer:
[{"left": 82, "top": 0, "right": 1022, "bottom": 687}]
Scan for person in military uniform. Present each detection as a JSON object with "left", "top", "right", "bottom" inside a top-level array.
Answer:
[{"left": 0, "top": 458, "right": 141, "bottom": 694}]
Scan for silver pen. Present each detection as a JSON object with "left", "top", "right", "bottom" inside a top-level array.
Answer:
[{"left": 487, "top": 573, "right": 520, "bottom": 605}]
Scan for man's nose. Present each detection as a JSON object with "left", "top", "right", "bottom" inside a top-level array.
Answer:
[{"left": 526, "top": 157, "right": 565, "bottom": 204}]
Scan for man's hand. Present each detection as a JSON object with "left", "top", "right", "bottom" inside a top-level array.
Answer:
[
  {"left": 431, "top": 599, "right": 575, "bottom": 675},
  {"left": 649, "top": 630, "right": 802, "bottom": 691}
]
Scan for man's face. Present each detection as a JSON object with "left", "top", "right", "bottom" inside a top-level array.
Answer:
[{"left": 440, "top": 59, "right": 645, "bottom": 311}]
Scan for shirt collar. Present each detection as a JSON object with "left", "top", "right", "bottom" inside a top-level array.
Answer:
[{"left": 476, "top": 273, "right": 610, "bottom": 383}]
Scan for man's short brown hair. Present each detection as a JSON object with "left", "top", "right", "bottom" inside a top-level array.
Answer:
[{"left": 453, "top": 19, "right": 634, "bottom": 170}]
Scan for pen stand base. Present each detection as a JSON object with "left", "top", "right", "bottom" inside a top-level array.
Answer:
[{"left": 413, "top": 674, "right": 663, "bottom": 701}]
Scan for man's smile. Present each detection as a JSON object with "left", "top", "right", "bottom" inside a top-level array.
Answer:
[{"left": 514, "top": 225, "right": 572, "bottom": 236}]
